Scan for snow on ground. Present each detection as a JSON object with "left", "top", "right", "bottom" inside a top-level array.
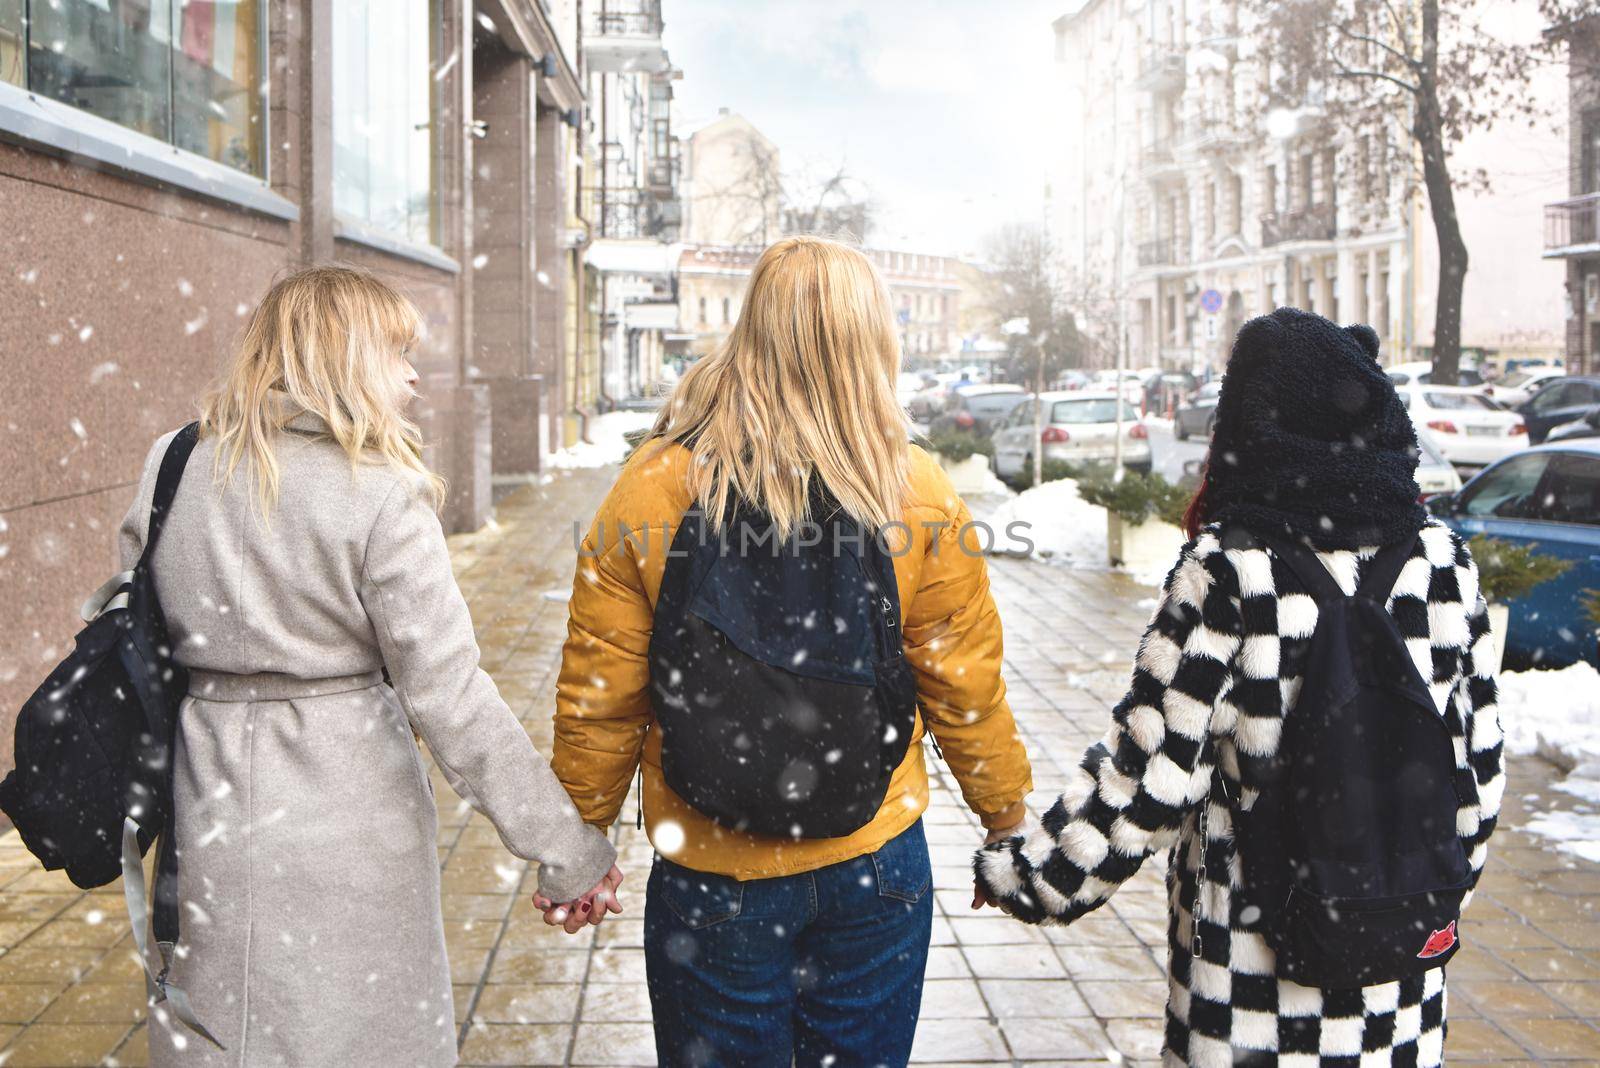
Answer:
[
  {"left": 546, "top": 410, "right": 657, "bottom": 469},
  {"left": 1498, "top": 662, "right": 1600, "bottom": 863},
  {"left": 984, "top": 477, "right": 1109, "bottom": 567}
]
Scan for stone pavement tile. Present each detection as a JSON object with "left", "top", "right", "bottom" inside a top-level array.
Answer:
[
  {"left": 457, "top": 1022, "right": 571, "bottom": 1066},
  {"left": 919, "top": 978, "right": 989, "bottom": 1019},
  {"left": 1451, "top": 978, "right": 1575, "bottom": 1018},
  {"left": 585, "top": 948, "right": 647, "bottom": 983},
  {"left": 1443, "top": 1019, "right": 1532, "bottom": 1060},
  {"left": 1536, "top": 919, "right": 1600, "bottom": 950},
  {"left": 1075, "top": 980, "right": 1169, "bottom": 1019},
  {"left": 470, "top": 983, "right": 581, "bottom": 1025},
  {"left": 949, "top": 915, "right": 1046, "bottom": 946},
  {"left": 1492, "top": 1016, "right": 1600, "bottom": 1060},
  {"left": 924, "top": 946, "right": 974, "bottom": 979},
  {"left": 963, "top": 945, "right": 1066, "bottom": 980},
  {"left": 1465, "top": 919, "right": 1563, "bottom": 952},
  {"left": 1543, "top": 979, "right": 1600, "bottom": 1016},
  {"left": 998, "top": 1016, "right": 1110, "bottom": 1060},
  {"left": 570, "top": 1021, "right": 657, "bottom": 1065},
  {"left": 0, "top": 947, "right": 102, "bottom": 984},
  {"left": 0, "top": 1022, "right": 130, "bottom": 1067},
  {"left": 1437, "top": 949, "right": 1519, "bottom": 982},
  {"left": 1042, "top": 916, "right": 1141, "bottom": 947},
  {"left": 443, "top": 894, "right": 519, "bottom": 922},
  {"left": 0, "top": 983, "right": 64, "bottom": 1024},
  {"left": 909, "top": 1017, "right": 1010, "bottom": 1062},
  {"left": 36, "top": 982, "right": 146, "bottom": 1025},
  {"left": 1105, "top": 1017, "right": 1165, "bottom": 1060},
  {"left": 580, "top": 982, "right": 654, "bottom": 1022},
  {"left": 450, "top": 945, "right": 495, "bottom": 984},
  {"left": 489, "top": 947, "right": 591, "bottom": 984},
  {"left": 1495, "top": 947, "right": 1600, "bottom": 982},
  {"left": 1054, "top": 945, "right": 1163, "bottom": 982},
  {"left": 977, "top": 978, "right": 1091, "bottom": 1019}
]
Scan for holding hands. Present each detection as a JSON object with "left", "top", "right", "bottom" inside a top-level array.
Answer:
[
  {"left": 534, "top": 864, "right": 626, "bottom": 934},
  {"left": 972, "top": 820, "right": 1025, "bottom": 912}
]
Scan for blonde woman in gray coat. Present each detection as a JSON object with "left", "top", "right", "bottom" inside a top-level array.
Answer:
[{"left": 121, "top": 266, "right": 620, "bottom": 1065}]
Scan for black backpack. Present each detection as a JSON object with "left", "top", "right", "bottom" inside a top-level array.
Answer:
[
  {"left": 1229, "top": 530, "right": 1473, "bottom": 988},
  {"left": 647, "top": 499, "right": 918, "bottom": 839},
  {"left": 0, "top": 422, "right": 221, "bottom": 1047}
]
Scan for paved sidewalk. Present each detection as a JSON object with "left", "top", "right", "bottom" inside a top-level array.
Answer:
[{"left": 0, "top": 466, "right": 1597, "bottom": 1066}]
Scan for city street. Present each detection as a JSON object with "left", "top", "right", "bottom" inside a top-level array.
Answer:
[{"left": 0, "top": 465, "right": 1595, "bottom": 1066}]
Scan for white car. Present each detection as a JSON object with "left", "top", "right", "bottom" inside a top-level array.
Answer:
[
  {"left": 991, "top": 391, "right": 1152, "bottom": 479},
  {"left": 1387, "top": 361, "right": 1486, "bottom": 388},
  {"left": 1414, "top": 432, "right": 1462, "bottom": 497},
  {"left": 1399, "top": 385, "right": 1528, "bottom": 468},
  {"left": 1484, "top": 367, "right": 1566, "bottom": 409}
]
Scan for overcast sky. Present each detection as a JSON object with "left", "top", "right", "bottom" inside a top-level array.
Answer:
[{"left": 661, "top": 0, "right": 1069, "bottom": 258}]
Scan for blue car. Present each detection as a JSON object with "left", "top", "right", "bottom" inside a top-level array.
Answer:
[{"left": 1429, "top": 441, "right": 1600, "bottom": 668}]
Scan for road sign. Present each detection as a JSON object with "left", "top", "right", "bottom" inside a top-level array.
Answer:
[
  {"left": 1200, "top": 288, "right": 1223, "bottom": 314},
  {"left": 1204, "top": 315, "right": 1219, "bottom": 340}
]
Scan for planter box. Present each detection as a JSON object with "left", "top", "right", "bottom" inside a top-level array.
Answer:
[
  {"left": 1484, "top": 602, "right": 1510, "bottom": 677},
  {"left": 933, "top": 452, "right": 1002, "bottom": 497},
  {"left": 1107, "top": 513, "right": 1185, "bottom": 573}
]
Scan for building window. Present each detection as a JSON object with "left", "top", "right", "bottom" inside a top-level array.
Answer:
[
  {"left": 1264, "top": 163, "right": 1278, "bottom": 216},
  {"left": 1228, "top": 173, "right": 1243, "bottom": 234},
  {"left": 1583, "top": 108, "right": 1600, "bottom": 194},
  {"left": 2, "top": 0, "right": 265, "bottom": 176},
  {"left": 722, "top": 297, "right": 731, "bottom": 324},
  {"left": 334, "top": 0, "right": 437, "bottom": 246}
]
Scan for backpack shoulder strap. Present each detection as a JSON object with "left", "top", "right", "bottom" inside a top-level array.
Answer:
[
  {"left": 141, "top": 423, "right": 200, "bottom": 563},
  {"left": 1262, "top": 533, "right": 1347, "bottom": 604},
  {"left": 1355, "top": 532, "right": 1420, "bottom": 604}
]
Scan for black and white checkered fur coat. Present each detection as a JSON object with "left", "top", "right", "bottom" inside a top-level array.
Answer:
[{"left": 975, "top": 520, "right": 1505, "bottom": 1067}]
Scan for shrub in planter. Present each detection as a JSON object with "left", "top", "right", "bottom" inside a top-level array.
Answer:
[
  {"left": 1468, "top": 535, "right": 1572, "bottom": 603},
  {"left": 1077, "top": 471, "right": 1189, "bottom": 528},
  {"left": 922, "top": 428, "right": 993, "bottom": 464},
  {"left": 1468, "top": 534, "right": 1573, "bottom": 675},
  {"left": 622, "top": 428, "right": 651, "bottom": 459}
]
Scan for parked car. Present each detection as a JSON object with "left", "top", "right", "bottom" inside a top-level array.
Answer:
[
  {"left": 991, "top": 391, "right": 1152, "bottom": 480},
  {"left": 1174, "top": 381, "right": 1222, "bottom": 441},
  {"left": 1518, "top": 375, "right": 1600, "bottom": 444},
  {"left": 928, "top": 384, "right": 1027, "bottom": 437},
  {"left": 906, "top": 373, "right": 959, "bottom": 421},
  {"left": 1143, "top": 371, "right": 1199, "bottom": 417},
  {"left": 1547, "top": 408, "right": 1600, "bottom": 444},
  {"left": 1398, "top": 385, "right": 1527, "bottom": 468},
  {"left": 1429, "top": 441, "right": 1600, "bottom": 668},
  {"left": 1386, "top": 360, "right": 1486, "bottom": 388},
  {"left": 1414, "top": 432, "right": 1463, "bottom": 498},
  {"left": 1484, "top": 366, "right": 1566, "bottom": 409}
]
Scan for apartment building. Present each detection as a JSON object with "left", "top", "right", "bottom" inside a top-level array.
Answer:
[
  {"left": 580, "top": 0, "right": 682, "bottom": 405},
  {"left": 1052, "top": 0, "right": 1418, "bottom": 375},
  {"left": 1544, "top": 13, "right": 1600, "bottom": 375}
]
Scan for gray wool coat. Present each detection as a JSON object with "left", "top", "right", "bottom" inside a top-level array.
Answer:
[{"left": 119, "top": 409, "right": 616, "bottom": 1066}]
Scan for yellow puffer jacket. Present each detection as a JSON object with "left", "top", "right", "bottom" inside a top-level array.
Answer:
[{"left": 551, "top": 442, "right": 1032, "bottom": 880}]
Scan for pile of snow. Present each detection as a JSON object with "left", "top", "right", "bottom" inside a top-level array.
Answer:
[
  {"left": 1497, "top": 662, "right": 1600, "bottom": 863},
  {"left": 547, "top": 410, "right": 657, "bottom": 470},
  {"left": 985, "top": 478, "right": 1108, "bottom": 567}
]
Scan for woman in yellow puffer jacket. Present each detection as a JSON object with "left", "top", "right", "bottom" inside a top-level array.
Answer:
[{"left": 550, "top": 236, "right": 1033, "bottom": 1068}]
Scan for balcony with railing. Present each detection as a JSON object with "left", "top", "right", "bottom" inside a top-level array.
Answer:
[
  {"left": 584, "top": 1, "right": 669, "bottom": 74},
  {"left": 1545, "top": 193, "right": 1600, "bottom": 257},
  {"left": 1261, "top": 202, "right": 1336, "bottom": 247},
  {"left": 1135, "top": 46, "right": 1185, "bottom": 93},
  {"left": 591, "top": 185, "right": 681, "bottom": 241},
  {"left": 1138, "top": 138, "right": 1185, "bottom": 183},
  {"left": 1137, "top": 238, "right": 1188, "bottom": 268}
]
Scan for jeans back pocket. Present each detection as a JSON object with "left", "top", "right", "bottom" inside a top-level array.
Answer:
[
  {"left": 870, "top": 821, "right": 931, "bottom": 904},
  {"left": 660, "top": 860, "right": 744, "bottom": 930}
]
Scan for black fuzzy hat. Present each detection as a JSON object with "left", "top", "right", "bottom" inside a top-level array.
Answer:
[{"left": 1205, "top": 307, "right": 1425, "bottom": 550}]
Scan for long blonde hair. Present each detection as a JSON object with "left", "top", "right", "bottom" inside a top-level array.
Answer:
[
  {"left": 649, "top": 236, "right": 909, "bottom": 536},
  {"left": 200, "top": 265, "right": 445, "bottom": 512}
]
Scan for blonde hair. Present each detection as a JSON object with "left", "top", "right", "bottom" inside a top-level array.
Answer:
[
  {"left": 649, "top": 235, "right": 909, "bottom": 536},
  {"left": 200, "top": 265, "right": 445, "bottom": 512}
]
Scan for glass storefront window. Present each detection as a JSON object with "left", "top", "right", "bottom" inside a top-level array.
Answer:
[
  {"left": 333, "top": 0, "right": 437, "bottom": 247},
  {"left": 6, "top": 0, "right": 264, "bottom": 177}
]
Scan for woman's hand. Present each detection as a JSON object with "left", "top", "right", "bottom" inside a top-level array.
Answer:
[
  {"left": 972, "top": 821, "right": 1025, "bottom": 910},
  {"left": 534, "top": 864, "right": 625, "bottom": 934}
]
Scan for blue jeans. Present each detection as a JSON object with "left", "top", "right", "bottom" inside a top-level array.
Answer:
[{"left": 644, "top": 820, "right": 934, "bottom": 1068}]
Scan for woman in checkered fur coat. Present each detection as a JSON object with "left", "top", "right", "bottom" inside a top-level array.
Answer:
[{"left": 974, "top": 308, "right": 1507, "bottom": 1068}]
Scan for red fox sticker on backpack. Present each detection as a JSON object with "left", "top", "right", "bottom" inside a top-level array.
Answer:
[{"left": 1417, "top": 921, "right": 1458, "bottom": 959}]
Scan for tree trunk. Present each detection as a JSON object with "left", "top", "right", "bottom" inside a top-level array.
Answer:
[
  {"left": 1032, "top": 353, "right": 1045, "bottom": 488},
  {"left": 1417, "top": 0, "right": 1468, "bottom": 387}
]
